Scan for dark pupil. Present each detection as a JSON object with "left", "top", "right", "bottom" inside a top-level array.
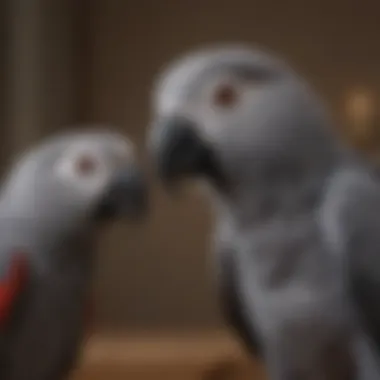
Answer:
[
  {"left": 215, "top": 85, "right": 237, "bottom": 107},
  {"left": 77, "top": 156, "right": 96, "bottom": 175}
]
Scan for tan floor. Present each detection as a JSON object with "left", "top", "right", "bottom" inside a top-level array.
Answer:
[{"left": 71, "top": 331, "right": 267, "bottom": 380}]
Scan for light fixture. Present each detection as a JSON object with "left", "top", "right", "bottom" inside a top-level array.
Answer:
[{"left": 345, "top": 90, "right": 375, "bottom": 127}]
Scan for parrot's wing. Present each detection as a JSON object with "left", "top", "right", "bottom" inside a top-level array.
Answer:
[
  {"left": 322, "top": 167, "right": 380, "bottom": 353},
  {"left": 0, "top": 250, "right": 29, "bottom": 326}
]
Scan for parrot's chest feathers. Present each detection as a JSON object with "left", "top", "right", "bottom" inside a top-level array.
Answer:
[
  {"left": 7, "top": 250, "right": 91, "bottom": 380},
  {"left": 234, "top": 215, "right": 349, "bottom": 331},
  {"left": 236, "top": 216, "right": 317, "bottom": 285}
]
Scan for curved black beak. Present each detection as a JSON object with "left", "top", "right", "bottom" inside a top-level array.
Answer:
[
  {"left": 95, "top": 166, "right": 148, "bottom": 221},
  {"left": 149, "top": 116, "right": 226, "bottom": 189}
]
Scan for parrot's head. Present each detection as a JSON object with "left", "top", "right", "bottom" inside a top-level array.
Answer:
[
  {"left": 148, "top": 45, "right": 338, "bottom": 208},
  {"left": 1, "top": 128, "right": 148, "bottom": 235}
]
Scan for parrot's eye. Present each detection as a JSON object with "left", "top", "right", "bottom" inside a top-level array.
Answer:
[
  {"left": 74, "top": 154, "right": 99, "bottom": 177},
  {"left": 212, "top": 83, "right": 239, "bottom": 109},
  {"left": 54, "top": 145, "right": 108, "bottom": 192}
]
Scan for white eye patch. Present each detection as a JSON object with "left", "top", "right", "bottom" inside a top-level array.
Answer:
[
  {"left": 109, "top": 138, "right": 135, "bottom": 168},
  {"left": 54, "top": 143, "right": 109, "bottom": 198}
]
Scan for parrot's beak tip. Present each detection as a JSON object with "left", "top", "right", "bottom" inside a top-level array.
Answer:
[
  {"left": 150, "top": 116, "right": 228, "bottom": 195},
  {"left": 94, "top": 168, "right": 150, "bottom": 223}
]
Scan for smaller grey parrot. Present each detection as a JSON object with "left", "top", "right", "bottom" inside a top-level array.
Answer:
[
  {"left": 0, "top": 127, "right": 148, "bottom": 380},
  {"left": 148, "top": 45, "right": 380, "bottom": 380}
]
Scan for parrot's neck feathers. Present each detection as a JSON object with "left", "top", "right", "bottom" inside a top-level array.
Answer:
[
  {"left": 215, "top": 122, "right": 351, "bottom": 228},
  {"left": 0, "top": 190, "right": 86, "bottom": 251},
  {"left": 0, "top": 196, "right": 93, "bottom": 272},
  {"left": 217, "top": 155, "right": 341, "bottom": 229}
]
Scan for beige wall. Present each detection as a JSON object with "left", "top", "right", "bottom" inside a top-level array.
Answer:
[{"left": 4, "top": 0, "right": 380, "bottom": 330}]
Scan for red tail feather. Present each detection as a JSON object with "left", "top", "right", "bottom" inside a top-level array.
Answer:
[{"left": 0, "top": 254, "right": 28, "bottom": 325}]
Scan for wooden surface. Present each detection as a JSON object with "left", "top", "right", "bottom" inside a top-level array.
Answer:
[{"left": 72, "top": 331, "right": 267, "bottom": 380}]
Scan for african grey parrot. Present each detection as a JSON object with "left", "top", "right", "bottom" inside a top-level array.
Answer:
[
  {"left": 148, "top": 45, "right": 380, "bottom": 379},
  {"left": 0, "top": 128, "right": 148, "bottom": 380}
]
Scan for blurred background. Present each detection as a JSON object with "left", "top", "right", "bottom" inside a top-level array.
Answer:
[{"left": 1, "top": 0, "right": 380, "bottom": 379}]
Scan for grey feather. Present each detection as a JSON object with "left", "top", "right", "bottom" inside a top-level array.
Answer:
[
  {"left": 149, "top": 44, "right": 380, "bottom": 380},
  {"left": 0, "top": 127, "right": 147, "bottom": 380}
]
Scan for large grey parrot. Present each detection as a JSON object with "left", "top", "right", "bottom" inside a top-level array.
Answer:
[
  {"left": 0, "top": 128, "right": 148, "bottom": 380},
  {"left": 148, "top": 45, "right": 380, "bottom": 379}
]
